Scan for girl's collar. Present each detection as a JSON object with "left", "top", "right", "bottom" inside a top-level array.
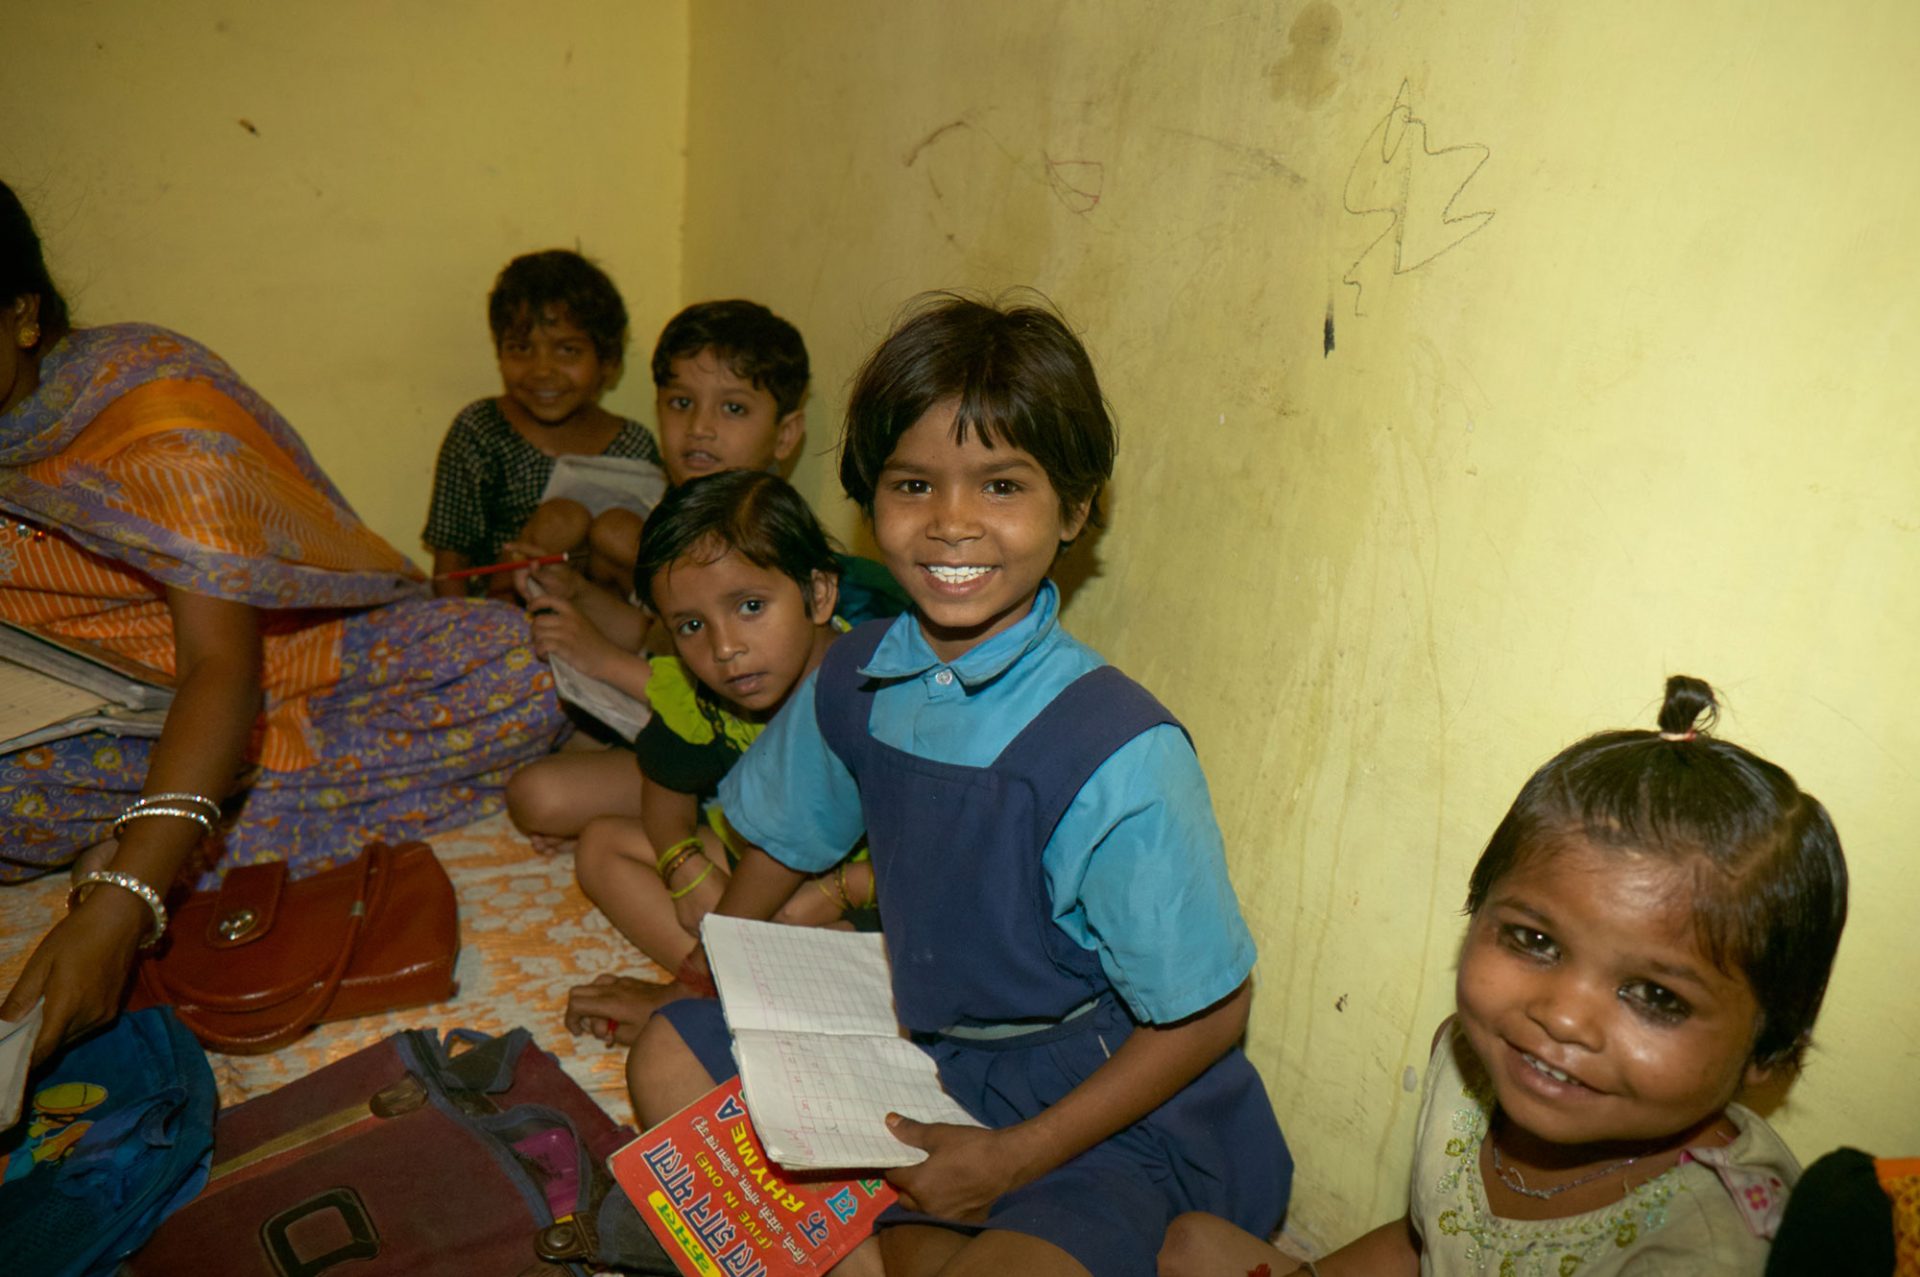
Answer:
[{"left": 861, "top": 579, "right": 1059, "bottom": 686}]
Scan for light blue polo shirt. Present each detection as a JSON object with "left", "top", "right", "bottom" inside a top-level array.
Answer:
[{"left": 719, "top": 580, "right": 1256, "bottom": 1024}]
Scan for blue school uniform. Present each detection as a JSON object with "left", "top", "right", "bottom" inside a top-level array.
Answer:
[{"left": 660, "top": 583, "right": 1288, "bottom": 1274}]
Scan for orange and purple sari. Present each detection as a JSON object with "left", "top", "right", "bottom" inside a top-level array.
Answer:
[{"left": 0, "top": 324, "right": 567, "bottom": 883}]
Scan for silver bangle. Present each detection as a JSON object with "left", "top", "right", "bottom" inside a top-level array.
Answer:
[
  {"left": 113, "top": 805, "right": 214, "bottom": 838},
  {"left": 131, "top": 791, "right": 221, "bottom": 820},
  {"left": 69, "top": 869, "right": 169, "bottom": 948}
]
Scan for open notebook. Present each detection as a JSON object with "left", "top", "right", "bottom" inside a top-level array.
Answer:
[
  {"left": 0, "top": 622, "right": 173, "bottom": 754},
  {"left": 702, "top": 915, "right": 980, "bottom": 1170}
]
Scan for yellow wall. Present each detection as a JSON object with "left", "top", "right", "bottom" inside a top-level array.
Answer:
[
  {"left": 8, "top": 0, "right": 1918, "bottom": 1251},
  {"left": 682, "top": 0, "right": 1920, "bottom": 1245},
  {"left": 1, "top": 0, "right": 688, "bottom": 560}
]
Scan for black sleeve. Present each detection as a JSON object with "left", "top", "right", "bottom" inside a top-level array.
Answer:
[{"left": 631, "top": 715, "right": 737, "bottom": 796}]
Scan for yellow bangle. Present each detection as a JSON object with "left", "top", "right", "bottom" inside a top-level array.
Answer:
[
  {"left": 668, "top": 862, "right": 714, "bottom": 901},
  {"left": 655, "top": 836, "right": 705, "bottom": 885},
  {"left": 840, "top": 861, "right": 876, "bottom": 910}
]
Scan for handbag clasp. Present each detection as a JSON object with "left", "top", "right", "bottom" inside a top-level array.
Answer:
[{"left": 216, "top": 907, "right": 259, "bottom": 941}]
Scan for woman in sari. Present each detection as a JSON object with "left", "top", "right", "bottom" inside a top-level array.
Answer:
[{"left": 0, "top": 180, "right": 569, "bottom": 1062}]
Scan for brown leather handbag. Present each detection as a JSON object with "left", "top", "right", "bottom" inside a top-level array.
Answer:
[{"left": 130, "top": 840, "right": 459, "bottom": 1054}]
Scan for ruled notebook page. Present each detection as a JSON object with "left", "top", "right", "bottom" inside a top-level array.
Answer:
[{"left": 702, "top": 916, "right": 980, "bottom": 1169}]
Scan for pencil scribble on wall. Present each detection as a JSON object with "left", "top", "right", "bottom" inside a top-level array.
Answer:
[
  {"left": 902, "top": 117, "right": 1104, "bottom": 217},
  {"left": 1342, "top": 80, "right": 1494, "bottom": 315},
  {"left": 1044, "top": 156, "right": 1104, "bottom": 214}
]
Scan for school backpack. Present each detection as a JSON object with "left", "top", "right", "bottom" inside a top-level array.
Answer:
[
  {"left": 0, "top": 1006, "right": 217, "bottom": 1277},
  {"left": 125, "top": 1025, "right": 676, "bottom": 1275}
]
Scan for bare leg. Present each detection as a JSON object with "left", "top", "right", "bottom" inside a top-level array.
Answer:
[
  {"left": 586, "top": 506, "right": 645, "bottom": 590},
  {"left": 505, "top": 749, "right": 645, "bottom": 850},
  {"left": 830, "top": 1238, "right": 883, "bottom": 1277},
  {"left": 880, "top": 1226, "right": 971, "bottom": 1277},
  {"left": 574, "top": 817, "right": 724, "bottom": 971},
  {"left": 1158, "top": 1212, "right": 1287, "bottom": 1277},
  {"left": 881, "top": 1226, "right": 1091, "bottom": 1277},
  {"left": 628, "top": 1012, "right": 719, "bottom": 1127}
]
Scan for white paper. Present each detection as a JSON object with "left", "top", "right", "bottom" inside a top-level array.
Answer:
[
  {"left": 524, "top": 576, "right": 652, "bottom": 741},
  {"left": 0, "top": 1000, "right": 45, "bottom": 1129},
  {"left": 702, "top": 916, "right": 981, "bottom": 1170},
  {"left": 540, "top": 453, "right": 668, "bottom": 519}
]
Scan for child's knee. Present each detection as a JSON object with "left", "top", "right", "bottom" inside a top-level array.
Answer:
[
  {"left": 574, "top": 816, "right": 647, "bottom": 897},
  {"left": 521, "top": 497, "right": 591, "bottom": 552},
  {"left": 585, "top": 508, "right": 646, "bottom": 590},
  {"left": 505, "top": 759, "right": 562, "bottom": 833},
  {"left": 627, "top": 1013, "right": 707, "bottom": 1128},
  {"left": 1156, "top": 1214, "right": 1208, "bottom": 1277},
  {"left": 577, "top": 815, "right": 646, "bottom": 864},
  {"left": 1156, "top": 1213, "right": 1259, "bottom": 1277},
  {"left": 588, "top": 507, "right": 644, "bottom": 571}
]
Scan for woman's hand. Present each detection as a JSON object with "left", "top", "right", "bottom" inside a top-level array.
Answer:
[
  {"left": 3, "top": 587, "right": 262, "bottom": 1064},
  {"left": 1, "top": 890, "right": 148, "bottom": 1067},
  {"left": 883, "top": 1117, "right": 1019, "bottom": 1223}
]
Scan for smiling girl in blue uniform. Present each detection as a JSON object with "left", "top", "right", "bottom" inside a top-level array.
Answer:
[{"left": 628, "top": 293, "right": 1288, "bottom": 1276}]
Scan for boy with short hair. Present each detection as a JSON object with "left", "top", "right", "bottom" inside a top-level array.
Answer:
[
  {"left": 576, "top": 300, "right": 810, "bottom": 579},
  {"left": 505, "top": 299, "right": 902, "bottom": 851}
]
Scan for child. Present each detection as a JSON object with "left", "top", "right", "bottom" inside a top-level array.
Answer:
[
  {"left": 555, "top": 471, "right": 872, "bottom": 1042},
  {"left": 423, "top": 249, "right": 663, "bottom": 596},
  {"left": 1160, "top": 675, "right": 1850, "bottom": 1276},
  {"left": 627, "top": 294, "right": 1290, "bottom": 1277},
  {"left": 505, "top": 300, "right": 902, "bottom": 845}
]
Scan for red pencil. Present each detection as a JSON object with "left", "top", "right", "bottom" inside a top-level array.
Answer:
[{"left": 432, "top": 552, "right": 571, "bottom": 582}]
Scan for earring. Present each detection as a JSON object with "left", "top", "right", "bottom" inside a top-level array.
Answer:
[{"left": 16, "top": 322, "right": 38, "bottom": 348}]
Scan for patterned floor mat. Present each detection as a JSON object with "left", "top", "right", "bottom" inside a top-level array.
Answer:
[{"left": 0, "top": 812, "right": 663, "bottom": 1123}]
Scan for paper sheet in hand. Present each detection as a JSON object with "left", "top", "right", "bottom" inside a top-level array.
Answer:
[
  {"left": 0, "top": 1000, "right": 44, "bottom": 1129},
  {"left": 524, "top": 576, "right": 651, "bottom": 740},
  {"left": 702, "top": 915, "right": 980, "bottom": 1170},
  {"left": 539, "top": 453, "right": 668, "bottom": 518}
]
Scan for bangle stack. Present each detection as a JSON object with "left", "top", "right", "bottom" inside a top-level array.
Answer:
[
  {"left": 815, "top": 861, "right": 877, "bottom": 912},
  {"left": 657, "top": 835, "right": 714, "bottom": 901},
  {"left": 68, "top": 870, "right": 170, "bottom": 949},
  {"left": 113, "top": 791, "right": 220, "bottom": 840}
]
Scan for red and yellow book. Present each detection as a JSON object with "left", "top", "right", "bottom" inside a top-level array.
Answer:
[{"left": 609, "top": 1078, "right": 896, "bottom": 1276}]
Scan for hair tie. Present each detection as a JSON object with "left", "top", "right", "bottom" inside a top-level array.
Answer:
[{"left": 1659, "top": 729, "right": 1696, "bottom": 742}]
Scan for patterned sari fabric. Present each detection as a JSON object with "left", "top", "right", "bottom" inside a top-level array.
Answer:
[{"left": 0, "top": 325, "right": 568, "bottom": 882}]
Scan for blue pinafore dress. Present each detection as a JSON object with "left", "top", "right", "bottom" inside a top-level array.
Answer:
[{"left": 658, "top": 622, "right": 1290, "bottom": 1274}]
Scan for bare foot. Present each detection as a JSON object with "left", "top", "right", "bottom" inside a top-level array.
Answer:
[
  {"left": 69, "top": 838, "right": 119, "bottom": 883},
  {"left": 528, "top": 833, "right": 577, "bottom": 856},
  {"left": 563, "top": 973, "right": 695, "bottom": 1045}
]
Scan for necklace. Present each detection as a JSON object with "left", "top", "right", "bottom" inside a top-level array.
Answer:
[{"left": 1490, "top": 1141, "right": 1640, "bottom": 1200}]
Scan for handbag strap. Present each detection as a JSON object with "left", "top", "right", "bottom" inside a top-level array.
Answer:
[{"left": 145, "top": 845, "right": 389, "bottom": 1053}]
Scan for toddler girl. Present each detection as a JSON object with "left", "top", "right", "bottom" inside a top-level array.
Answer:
[
  {"left": 629, "top": 294, "right": 1290, "bottom": 1277},
  {"left": 1162, "top": 675, "right": 1849, "bottom": 1276},
  {"left": 423, "top": 249, "right": 662, "bottom": 596},
  {"left": 554, "top": 471, "right": 871, "bottom": 1041}
]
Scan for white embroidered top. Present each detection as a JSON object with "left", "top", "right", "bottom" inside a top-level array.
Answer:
[{"left": 1411, "top": 1026, "right": 1797, "bottom": 1276}]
